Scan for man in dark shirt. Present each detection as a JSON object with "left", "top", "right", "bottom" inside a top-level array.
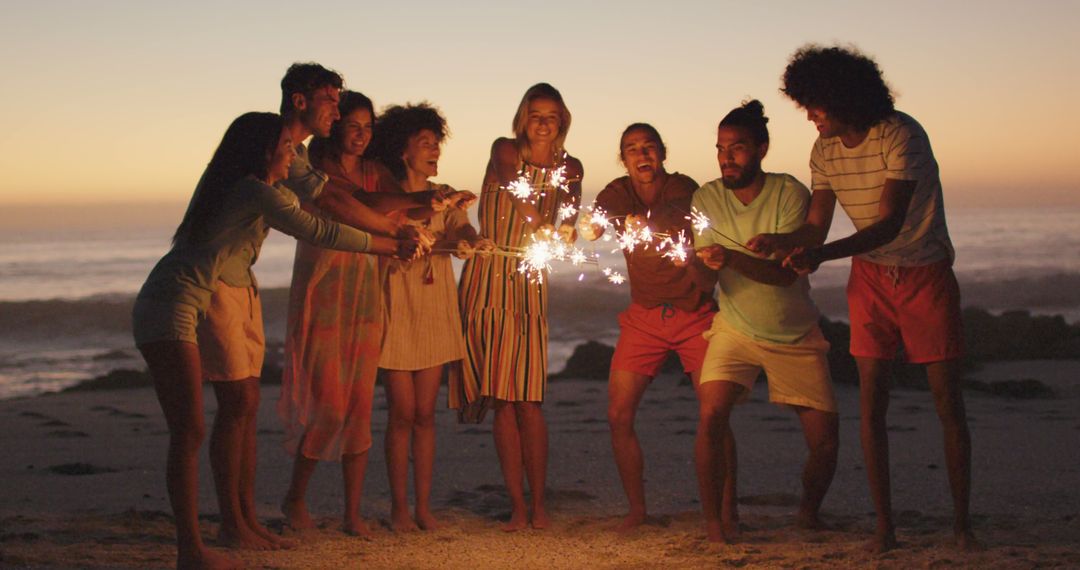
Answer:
[{"left": 579, "top": 123, "right": 732, "bottom": 533}]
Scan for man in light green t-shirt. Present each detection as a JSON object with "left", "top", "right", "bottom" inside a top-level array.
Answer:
[{"left": 689, "top": 100, "right": 838, "bottom": 543}]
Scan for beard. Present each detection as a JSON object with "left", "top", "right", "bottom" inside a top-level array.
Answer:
[{"left": 721, "top": 159, "right": 761, "bottom": 190}]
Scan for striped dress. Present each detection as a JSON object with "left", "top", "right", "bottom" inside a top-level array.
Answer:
[
  {"left": 277, "top": 159, "right": 385, "bottom": 461},
  {"left": 379, "top": 183, "right": 469, "bottom": 370},
  {"left": 453, "top": 161, "right": 575, "bottom": 408}
]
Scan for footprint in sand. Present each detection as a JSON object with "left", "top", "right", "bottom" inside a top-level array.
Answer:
[
  {"left": 554, "top": 400, "right": 581, "bottom": 408},
  {"left": 19, "top": 411, "right": 51, "bottom": 420},
  {"left": 886, "top": 425, "right": 917, "bottom": 432},
  {"left": 39, "top": 419, "right": 70, "bottom": 427}
]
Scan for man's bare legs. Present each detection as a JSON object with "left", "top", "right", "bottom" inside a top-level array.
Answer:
[
  {"left": 384, "top": 366, "right": 443, "bottom": 531},
  {"left": 210, "top": 379, "right": 277, "bottom": 550},
  {"left": 856, "top": 356, "right": 896, "bottom": 552},
  {"left": 607, "top": 370, "right": 651, "bottom": 531},
  {"left": 694, "top": 380, "right": 742, "bottom": 543},
  {"left": 792, "top": 406, "right": 839, "bottom": 529},
  {"left": 140, "top": 341, "right": 241, "bottom": 570},
  {"left": 492, "top": 401, "right": 549, "bottom": 530},
  {"left": 925, "top": 359, "right": 978, "bottom": 550}
]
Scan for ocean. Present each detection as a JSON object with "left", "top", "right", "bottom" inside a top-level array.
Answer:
[{"left": 1, "top": 205, "right": 1078, "bottom": 400}]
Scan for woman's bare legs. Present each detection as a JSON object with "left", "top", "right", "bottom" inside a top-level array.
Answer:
[
  {"left": 411, "top": 366, "right": 443, "bottom": 530},
  {"left": 210, "top": 378, "right": 275, "bottom": 550},
  {"left": 140, "top": 341, "right": 241, "bottom": 570}
]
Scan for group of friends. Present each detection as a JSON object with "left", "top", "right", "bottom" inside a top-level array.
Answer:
[{"left": 133, "top": 44, "right": 975, "bottom": 569}]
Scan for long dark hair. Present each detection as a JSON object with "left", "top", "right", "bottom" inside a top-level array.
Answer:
[
  {"left": 369, "top": 102, "right": 448, "bottom": 181},
  {"left": 309, "top": 90, "right": 376, "bottom": 165},
  {"left": 172, "top": 112, "right": 283, "bottom": 245}
]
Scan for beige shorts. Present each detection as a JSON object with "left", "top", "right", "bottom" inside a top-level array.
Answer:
[
  {"left": 196, "top": 283, "right": 265, "bottom": 382},
  {"left": 700, "top": 316, "right": 836, "bottom": 412}
]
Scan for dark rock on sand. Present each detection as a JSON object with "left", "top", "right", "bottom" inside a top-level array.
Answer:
[
  {"left": 48, "top": 463, "right": 118, "bottom": 476},
  {"left": 967, "top": 378, "right": 1056, "bottom": 399},
  {"left": 62, "top": 369, "right": 151, "bottom": 392}
]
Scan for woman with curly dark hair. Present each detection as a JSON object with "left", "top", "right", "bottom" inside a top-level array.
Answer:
[
  {"left": 278, "top": 91, "right": 442, "bottom": 538},
  {"left": 749, "top": 44, "right": 976, "bottom": 553},
  {"left": 368, "top": 102, "right": 485, "bottom": 531}
]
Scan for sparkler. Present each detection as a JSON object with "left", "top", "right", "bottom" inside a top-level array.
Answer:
[
  {"left": 516, "top": 232, "right": 599, "bottom": 283},
  {"left": 684, "top": 206, "right": 756, "bottom": 253}
]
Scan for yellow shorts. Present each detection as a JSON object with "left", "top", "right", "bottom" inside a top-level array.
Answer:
[
  {"left": 196, "top": 283, "right": 265, "bottom": 382},
  {"left": 700, "top": 316, "right": 836, "bottom": 412}
]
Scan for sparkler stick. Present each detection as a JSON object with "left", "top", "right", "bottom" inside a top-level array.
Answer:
[{"left": 684, "top": 206, "right": 756, "bottom": 253}]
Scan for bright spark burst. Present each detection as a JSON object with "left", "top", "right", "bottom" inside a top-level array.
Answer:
[
  {"left": 659, "top": 231, "right": 690, "bottom": 263},
  {"left": 505, "top": 176, "right": 535, "bottom": 201},
  {"left": 558, "top": 203, "right": 578, "bottom": 223},
  {"left": 517, "top": 232, "right": 597, "bottom": 283},
  {"left": 607, "top": 271, "right": 625, "bottom": 285},
  {"left": 688, "top": 207, "right": 712, "bottom": 235}
]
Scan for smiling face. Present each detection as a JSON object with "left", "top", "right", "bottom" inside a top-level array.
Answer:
[
  {"left": 338, "top": 107, "right": 374, "bottom": 158},
  {"left": 402, "top": 129, "right": 441, "bottom": 180},
  {"left": 716, "top": 125, "right": 766, "bottom": 190},
  {"left": 804, "top": 105, "right": 845, "bottom": 139},
  {"left": 524, "top": 97, "right": 563, "bottom": 146},
  {"left": 266, "top": 128, "right": 297, "bottom": 185},
  {"left": 297, "top": 86, "right": 341, "bottom": 138},
  {"left": 620, "top": 128, "right": 666, "bottom": 187}
]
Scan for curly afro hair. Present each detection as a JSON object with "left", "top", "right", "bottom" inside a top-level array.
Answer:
[
  {"left": 369, "top": 102, "right": 448, "bottom": 181},
  {"left": 781, "top": 45, "right": 895, "bottom": 132}
]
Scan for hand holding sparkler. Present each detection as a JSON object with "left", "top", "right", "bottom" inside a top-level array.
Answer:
[
  {"left": 696, "top": 244, "right": 732, "bottom": 270},
  {"left": 782, "top": 247, "right": 822, "bottom": 275},
  {"left": 745, "top": 232, "right": 795, "bottom": 258},
  {"left": 394, "top": 237, "right": 422, "bottom": 261},
  {"left": 453, "top": 239, "right": 475, "bottom": 260},
  {"left": 556, "top": 223, "right": 576, "bottom": 245},
  {"left": 446, "top": 190, "right": 478, "bottom": 210},
  {"left": 396, "top": 224, "right": 435, "bottom": 255}
]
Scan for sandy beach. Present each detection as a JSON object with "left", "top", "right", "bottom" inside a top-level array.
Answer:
[{"left": 1, "top": 360, "right": 1078, "bottom": 569}]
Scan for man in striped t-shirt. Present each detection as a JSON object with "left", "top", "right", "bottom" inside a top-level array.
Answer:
[{"left": 747, "top": 45, "right": 976, "bottom": 553}]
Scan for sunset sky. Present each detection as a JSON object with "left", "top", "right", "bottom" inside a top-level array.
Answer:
[{"left": 2, "top": 0, "right": 1078, "bottom": 212}]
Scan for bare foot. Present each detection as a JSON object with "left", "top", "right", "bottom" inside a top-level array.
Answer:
[
  {"left": 178, "top": 546, "right": 243, "bottom": 570},
  {"left": 530, "top": 506, "right": 551, "bottom": 530},
  {"left": 704, "top": 520, "right": 729, "bottom": 544},
  {"left": 391, "top": 508, "right": 419, "bottom": 532},
  {"left": 615, "top": 511, "right": 646, "bottom": 534},
  {"left": 796, "top": 511, "right": 828, "bottom": 530},
  {"left": 955, "top": 529, "right": 984, "bottom": 552},
  {"left": 281, "top": 499, "right": 316, "bottom": 531},
  {"left": 344, "top": 517, "right": 373, "bottom": 538},
  {"left": 863, "top": 529, "right": 898, "bottom": 554},
  {"left": 722, "top": 518, "right": 741, "bottom": 540},
  {"left": 416, "top": 510, "right": 440, "bottom": 531},
  {"left": 502, "top": 509, "right": 528, "bottom": 532},
  {"left": 247, "top": 519, "right": 296, "bottom": 549},
  {"left": 218, "top": 525, "right": 276, "bottom": 551}
]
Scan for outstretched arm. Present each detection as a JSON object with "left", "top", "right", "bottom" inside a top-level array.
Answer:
[{"left": 787, "top": 179, "right": 914, "bottom": 273}]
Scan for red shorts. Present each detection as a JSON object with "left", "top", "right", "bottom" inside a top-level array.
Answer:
[
  {"left": 847, "top": 257, "right": 963, "bottom": 363},
  {"left": 611, "top": 302, "right": 717, "bottom": 377}
]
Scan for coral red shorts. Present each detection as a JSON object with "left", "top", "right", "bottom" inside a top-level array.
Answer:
[
  {"left": 847, "top": 257, "right": 963, "bottom": 364},
  {"left": 611, "top": 302, "right": 717, "bottom": 377}
]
